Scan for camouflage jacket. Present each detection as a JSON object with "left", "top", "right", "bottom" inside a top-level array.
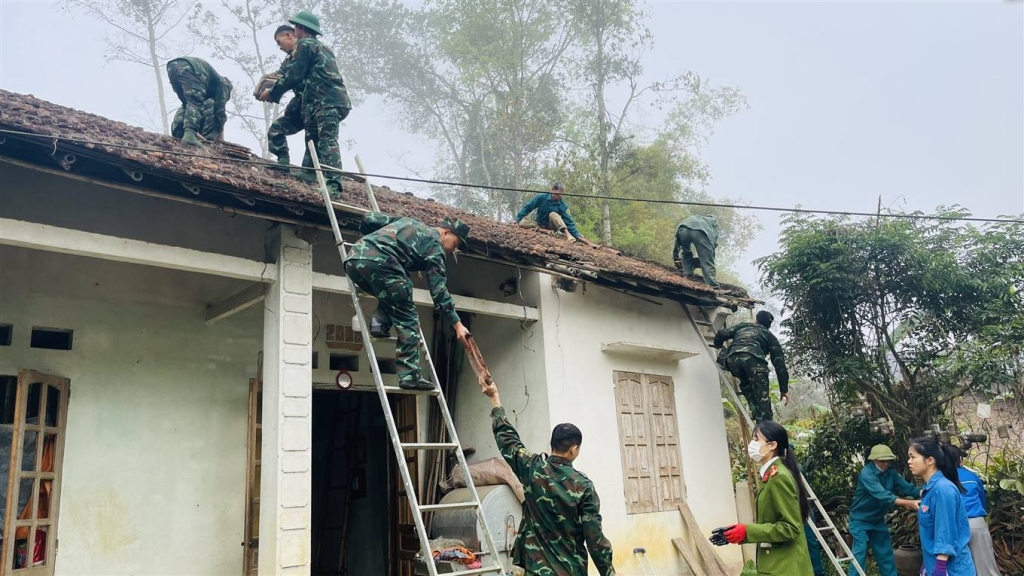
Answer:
[
  {"left": 676, "top": 215, "right": 720, "bottom": 247},
  {"left": 168, "top": 57, "right": 231, "bottom": 114},
  {"left": 275, "top": 53, "right": 303, "bottom": 105},
  {"left": 714, "top": 323, "right": 790, "bottom": 391},
  {"left": 268, "top": 36, "right": 351, "bottom": 113},
  {"left": 346, "top": 213, "right": 460, "bottom": 327},
  {"left": 492, "top": 407, "right": 615, "bottom": 576}
]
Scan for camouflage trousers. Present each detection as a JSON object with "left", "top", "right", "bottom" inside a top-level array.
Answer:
[
  {"left": 304, "top": 106, "right": 350, "bottom": 195},
  {"left": 168, "top": 61, "right": 218, "bottom": 139},
  {"left": 725, "top": 352, "right": 773, "bottom": 422},
  {"left": 343, "top": 258, "right": 422, "bottom": 384},
  {"left": 676, "top": 226, "right": 719, "bottom": 288},
  {"left": 267, "top": 96, "right": 311, "bottom": 168}
]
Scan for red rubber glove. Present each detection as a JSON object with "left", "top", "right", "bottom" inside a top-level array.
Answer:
[
  {"left": 723, "top": 524, "right": 747, "bottom": 544},
  {"left": 932, "top": 559, "right": 948, "bottom": 576}
]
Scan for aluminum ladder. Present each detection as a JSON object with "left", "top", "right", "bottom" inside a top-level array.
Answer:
[
  {"left": 684, "top": 305, "right": 867, "bottom": 576},
  {"left": 307, "top": 143, "right": 504, "bottom": 576}
]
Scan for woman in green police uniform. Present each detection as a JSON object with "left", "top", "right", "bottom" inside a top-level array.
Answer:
[{"left": 711, "top": 421, "right": 814, "bottom": 575}]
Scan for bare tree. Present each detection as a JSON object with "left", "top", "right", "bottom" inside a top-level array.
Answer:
[
  {"left": 569, "top": 0, "right": 697, "bottom": 244},
  {"left": 64, "top": 0, "right": 195, "bottom": 134},
  {"left": 189, "top": 0, "right": 288, "bottom": 156}
]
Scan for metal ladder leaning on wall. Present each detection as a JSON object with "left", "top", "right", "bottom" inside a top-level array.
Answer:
[
  {"left": 684, "top": 305, "right": 868, "bottom": 576},
  {"left": 307, "top": 143, "right": 504, "bottom": 576}
]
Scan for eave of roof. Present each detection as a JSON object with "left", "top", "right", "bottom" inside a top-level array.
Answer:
[{"left": 0, "top": 89, "right": 755, "bottom": 308}]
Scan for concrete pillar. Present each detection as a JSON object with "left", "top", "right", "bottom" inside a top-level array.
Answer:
[{"left": 259, "top": 226, "right": 313, "bottom": 575}]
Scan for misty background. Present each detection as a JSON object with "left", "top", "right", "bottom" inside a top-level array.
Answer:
[{"left": 1, "top": 0, "right": 1021, "bottom": 290}]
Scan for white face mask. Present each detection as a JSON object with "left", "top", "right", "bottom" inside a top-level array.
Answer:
[{"left": 747, "top": 440, "right": 765, "bottom": 462}]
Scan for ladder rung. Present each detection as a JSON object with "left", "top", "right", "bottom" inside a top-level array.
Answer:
[
  {"left": 435, "top": 564, "right": 503, "bottom": 576},
  {"left": 419, "top": 502, "right": 479, "bottom": 513},
  {"left": 382, "top": 386, "right": 439, "bottom": 396},
  {"left": 401, "top": 442, "right": 457, "bottom": 450}
]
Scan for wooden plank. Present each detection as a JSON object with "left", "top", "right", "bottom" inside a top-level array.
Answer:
[
  {"left": 0, "top": 218, "right": 278, "bottom": 283},
  {"left": 678, "top": 502, "right": 731, "bottom": 576},
  {"left": 206, "top": 283, "right": 266, "bottom": 324},
  {"left": 672, "top": 537, "right": 708, "bottom": 576}
]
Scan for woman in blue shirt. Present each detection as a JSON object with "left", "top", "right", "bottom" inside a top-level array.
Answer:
[
  {"left": 952, "top": 448, "right": 1002, "bottom": 576},
  {"left": 906, "top": 437, "right": 976, "bottom": 576}
]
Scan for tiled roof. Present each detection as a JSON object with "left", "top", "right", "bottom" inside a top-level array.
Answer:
[{"left": 0, "top": 89, "right": 751, "bottom": 305}]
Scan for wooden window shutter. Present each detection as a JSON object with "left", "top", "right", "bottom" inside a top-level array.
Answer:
[
  {"left": 613, "top": 371, "right": 656, "bottom": 514},
  {"left": 648, "top": 375, "right": 685, "bottom": 509}
]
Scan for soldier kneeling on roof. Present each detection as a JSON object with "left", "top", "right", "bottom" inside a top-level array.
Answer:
[{"left": 166, "top": 57, "right": 233, "bottom": 147}]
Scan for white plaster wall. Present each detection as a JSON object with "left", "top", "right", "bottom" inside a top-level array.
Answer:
[
  {"left": 0, "top": 247, "right": 260, "bottom": 575},
  {"left": 535, "top": 278, "right": 743, "bottom": 575},
  {"left": 448, "top": 264, "right": 550, "bottom": 465},
  {"left": 0, "top": 162, "right": 270, "bottom": 262}
]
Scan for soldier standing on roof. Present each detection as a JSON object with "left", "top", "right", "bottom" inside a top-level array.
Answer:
[
  {"left": 673, "top": 214, "right": 720, "bottom": 288},
  {"left": 480, "top": 379, "right": 616, "bottom": 575},
  {"left": 166, "top": 57, "right": 233, "bottom": 147},
  {"left": 259, "top": 11, "right": 351, "bottom": 199},
  {"left": 344, "top": 212, "right": 471, "bottom": 390},
  {"left": 713, "top": 311, "right": 791, "bottom": 422},
  {"left": 514, "top": 182, "right": 598, "bottom": 247},
  {"left": 264, "top": 25, "right": 312, "bottom": 177}
]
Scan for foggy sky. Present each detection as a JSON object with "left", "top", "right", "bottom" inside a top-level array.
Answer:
[{"left": 1, "top": 0, "right": 1021, "bottom": 287}]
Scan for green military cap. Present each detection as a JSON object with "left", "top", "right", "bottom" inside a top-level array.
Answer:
[
  {"left": 868, "top": 444, "right": 897, "bottom": 461},
  {"left": 441, "top": 217, "right": 470, "bottom": 246},
  {"left": 288, "top": 11, "right": 322, "bottom": 35}
]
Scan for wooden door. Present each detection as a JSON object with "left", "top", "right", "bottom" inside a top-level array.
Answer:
[
  {"left": 1, "top": 371, "right": 70, "bottom": 576},
  {"left": 242, "top": 379, "right": 262, "bottom": 576}
]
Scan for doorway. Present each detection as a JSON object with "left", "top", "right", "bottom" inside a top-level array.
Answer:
[{"left": 311, "top": 390, "right": 413, "bottom": 576}]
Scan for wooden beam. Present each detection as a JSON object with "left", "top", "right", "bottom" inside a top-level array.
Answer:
[
  {"left": 678, "top": 503, "right": 731, "bottom": 576},
  {"left": 206, "top": 283, "right": 266, "bottom": 324},
  {"left": 0, "top": 218, "right": 278, "bottom": 282},
  {"left": 312, "top": 272, "right": 539, "bottom": 322},
  {"left": 672, "top": 537, "right": 708, "bottom": 576}
]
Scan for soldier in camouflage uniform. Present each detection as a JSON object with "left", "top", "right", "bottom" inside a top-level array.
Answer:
[
  {"left": 713, "top": 311, "right": 791, "bottom": 422},
  {"left": 166, "top": 57, "right": 233, "bottom": 147},
  {"left": 480, "top": 380, "right": 615, "bottom": 575},
  {"left": 344, "top": 212, "right": 471, "bottom": 390},
  {"left": 260, "top": 11, "right": 351, "bottom": 198},
  {"left": 265, "top": 25, "right": 312, "bottom": 175},
  {"left": 673, "top": 214, "right": 721, "bottom": 288}
]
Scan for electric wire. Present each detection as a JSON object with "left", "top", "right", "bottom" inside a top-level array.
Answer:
[{"left": 1, "top": 127, "right": 1021, "bottom": 224}]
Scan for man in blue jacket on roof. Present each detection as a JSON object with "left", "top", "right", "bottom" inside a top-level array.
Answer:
[{"left": 514, "top": 182, "right": 597, "bottom": 247}]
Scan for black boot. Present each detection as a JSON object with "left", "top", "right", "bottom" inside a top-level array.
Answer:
[
  {"left": 369, "top": 315, "right": 391, "bottom": 339},
  {"left": 398, "top": 377, "right": 435, "bottom": 391}
]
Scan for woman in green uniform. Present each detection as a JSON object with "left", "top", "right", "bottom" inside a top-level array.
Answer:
[{"left": 711, "top": 421, "right": 814, "bottom": 575}]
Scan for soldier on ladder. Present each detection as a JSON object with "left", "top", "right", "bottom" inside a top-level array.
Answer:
[
  {"left": 344, "top": 212, "right": 471, "bottom": 390},
  {"left": 713, "top": 311, "right": 791, "bottom": 422}
]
